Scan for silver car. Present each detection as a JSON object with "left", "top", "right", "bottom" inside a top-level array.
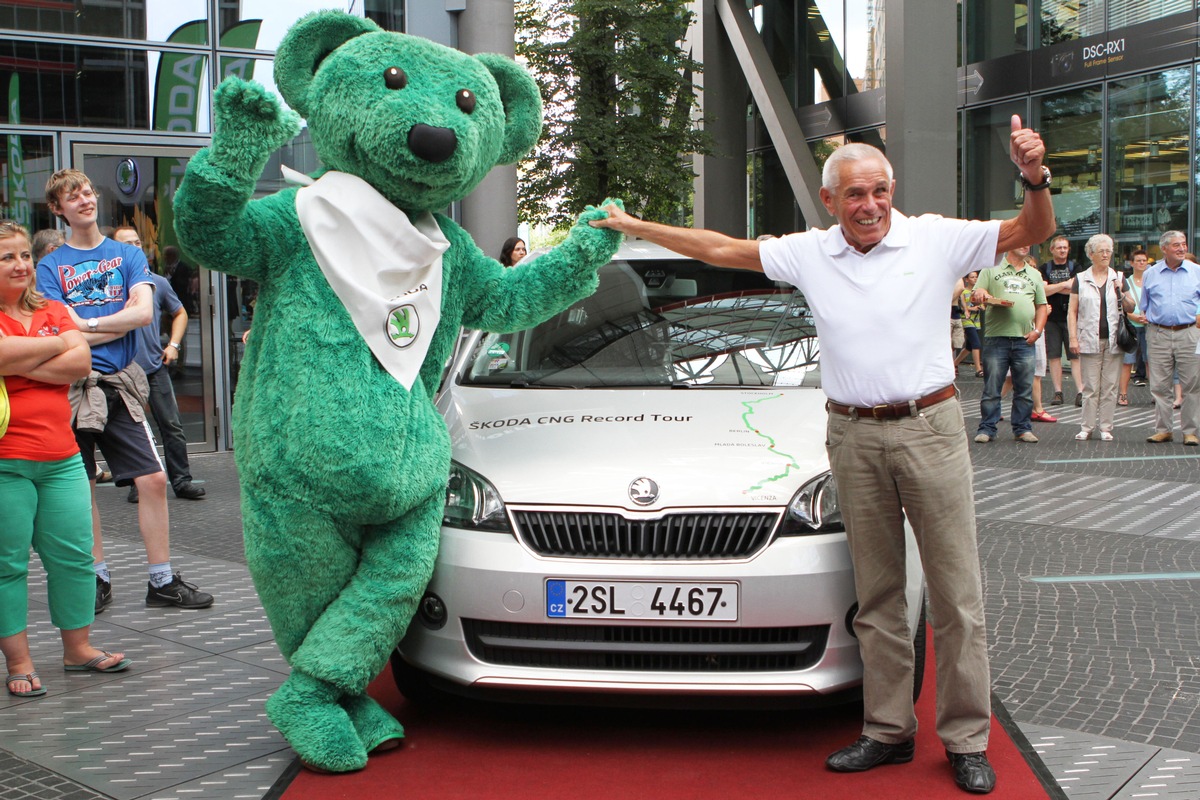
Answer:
[{"left": 394, "top": 241, "right": 926, "bottom": 704}]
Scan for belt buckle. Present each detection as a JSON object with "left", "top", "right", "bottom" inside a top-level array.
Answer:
[{"left": 869, "top": 404, "right": 890, "bottom": 419}]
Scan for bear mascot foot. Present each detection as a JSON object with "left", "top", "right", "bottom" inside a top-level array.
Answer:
[
  {"left": 340, "top": 692, "right": 405, "bottom": 754},
  {"left": 266, "top": 671, "right": 368, "bottom": 773}
]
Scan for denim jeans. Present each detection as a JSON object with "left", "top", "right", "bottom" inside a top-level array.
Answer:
[
  {"left": 145, "top": 366, "right": 193, "bottom": 490},
  {"left": 978, "top": 337, "right": 1035, "bottom": 437}
]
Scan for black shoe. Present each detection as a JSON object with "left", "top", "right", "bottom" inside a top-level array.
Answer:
[
  {"left": 174, "top": 482, "right": 206, "bottom": 500},
  {"left": 1074, "top": 392, "right": 1083, "bottom": 407},
  {"left": 95, "top": 576, "right": 113, "bottom": 614},
  {"left": 146, "top": 573, "right": 214, "bottom": 609},
  {"left": 826, "top": 736, "right": 915, "bottom": 772},
  {"left": 127, "top": 486, "right": 139, "bottom": 503},
  {"left": 947, "top": 751, "right": 996, "bottom": 794},
  {"left": 1050, "top": 391, "right": 1063, "bottom": 405},
  {"left": 1134, "top": 377, "right": 1147, "bottom": 386}
]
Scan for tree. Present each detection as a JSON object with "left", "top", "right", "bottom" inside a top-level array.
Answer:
[{"left": 516, "top": 0, "right": 710, "bottom": 229}]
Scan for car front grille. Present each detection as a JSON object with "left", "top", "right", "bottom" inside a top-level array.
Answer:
[
  {"left": 511, "top": 510, "right": 779, "bottom": 559},
  {"left": 462, "top": 619, "right": 828, "bottom": 672}
]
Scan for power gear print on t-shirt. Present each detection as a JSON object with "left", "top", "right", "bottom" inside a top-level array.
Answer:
[{"left": 35, "top": 237, "right": 153, "bottom": 374}]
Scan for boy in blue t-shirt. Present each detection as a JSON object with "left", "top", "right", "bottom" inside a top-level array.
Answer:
[{"left": 36, "top": 168, "right": 213, "bottom": 613}]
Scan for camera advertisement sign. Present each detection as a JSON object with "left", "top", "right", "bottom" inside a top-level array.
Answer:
[
  {"left": 962, "top": 10, "right": 1199, "bottom": 105},
  {"left": 1031, "top": 11, "right": 1197, "bottom": 92}
]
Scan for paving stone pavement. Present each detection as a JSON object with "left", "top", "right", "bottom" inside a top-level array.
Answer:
[{"left": 2, "top": 373, "right": 1199, "bottom": 798}]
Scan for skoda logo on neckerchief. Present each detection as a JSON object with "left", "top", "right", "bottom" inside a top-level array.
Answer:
[{"left": 386, "top": 305, "right": 419, "bottom": 348}]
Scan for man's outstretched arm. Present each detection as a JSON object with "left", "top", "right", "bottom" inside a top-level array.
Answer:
[{"left": 591, "top": 205, "right": 765, "bottom": 273}]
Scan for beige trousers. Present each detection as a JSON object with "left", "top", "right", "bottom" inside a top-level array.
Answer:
[
  {"left": 825, "top": 396, "right": 990, "bottom": 753},
  {"left": 1078, "top": 342, "right": 1122, "bottom": 434}
]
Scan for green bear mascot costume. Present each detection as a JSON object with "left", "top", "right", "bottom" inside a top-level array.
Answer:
[{"left": 173, "top": 10, "right": 622, "bottom": 773}]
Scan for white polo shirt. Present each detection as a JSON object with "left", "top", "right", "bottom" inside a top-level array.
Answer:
[{"left": 760, "top": 210, "right": 1001, "bottom": 407}]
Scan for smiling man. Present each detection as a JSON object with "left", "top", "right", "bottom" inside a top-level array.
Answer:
[{"left": 592, "top": 116, "right": 1055, "bottom": 795}]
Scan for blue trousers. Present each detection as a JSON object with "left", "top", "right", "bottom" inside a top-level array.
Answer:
[{"left": 978, "top": 337, "right": 1035, "bottom": 437}]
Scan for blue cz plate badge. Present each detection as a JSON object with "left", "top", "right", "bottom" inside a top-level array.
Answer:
[{"left": 546, "top": 579, "right": 738, "bottom": 621}]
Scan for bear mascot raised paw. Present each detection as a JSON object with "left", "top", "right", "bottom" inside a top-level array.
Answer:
[{"left": 173, "top": 10, "right": 622, "bottom": 773}]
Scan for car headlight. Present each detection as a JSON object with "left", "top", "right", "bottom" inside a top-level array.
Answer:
[
  {"left": 443, "top": 461, "right": 511, "bottom": 532},
  {"left": 779, "top": 471, "right": 844, "bottom": 535}
]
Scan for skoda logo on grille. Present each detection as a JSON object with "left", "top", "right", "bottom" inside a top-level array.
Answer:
[{"left": 629, "top": 477, "right": 659, "bottom": 505}]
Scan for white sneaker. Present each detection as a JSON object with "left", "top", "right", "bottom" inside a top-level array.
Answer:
[
  {"left": 973, "top": 433, "right": 992, "bottom": 443},
  {"left": 1075, "top": 430, "right": 1090, "bottom": 440}
]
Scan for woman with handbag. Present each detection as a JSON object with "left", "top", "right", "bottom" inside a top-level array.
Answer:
[
  {"left": 1068, "top": 233, "right": 1125, "bottom": 441},
  {"left": 0, "top": 220, "right": 129, "bottom": 698}
]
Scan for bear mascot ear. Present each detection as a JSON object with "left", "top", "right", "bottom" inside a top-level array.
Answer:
[
  {"left": 274, "top": 11, "right": 382, "bottom": 119},
  {"left": 474, "top": 53, "right": 543, "bottom": 166}
]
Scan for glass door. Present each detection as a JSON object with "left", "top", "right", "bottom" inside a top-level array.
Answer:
[{"left": 65, "top": 137, "right": 224, "bottom": 453}]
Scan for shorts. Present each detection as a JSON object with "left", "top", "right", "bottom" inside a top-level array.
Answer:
[
  {"left": 963, "top": 326, "right": 981, "bottom": 351},
  {"left": 1043, "top": 317, "right": 1071, "bottom": 361},
  {"left": 74, "top": 387, "right": 164, "bottom": 487},
  {"left": 951, "top": 319, "right": 965, "bottom": 350}
]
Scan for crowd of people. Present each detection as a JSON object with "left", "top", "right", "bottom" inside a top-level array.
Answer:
[{"left": 962, "top": 229, "right": 1200, "bottom": 444}]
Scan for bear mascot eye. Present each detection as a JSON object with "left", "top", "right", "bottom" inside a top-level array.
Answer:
[
  {"left": 456, "top": 88, "right": 476, "bottom": 113},
  {"left": 384, "top": 66, "right": 407, "bottom": 90}
]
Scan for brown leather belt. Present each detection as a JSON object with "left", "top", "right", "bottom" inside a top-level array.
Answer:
[
  {"left": 826, "top": 384, "right": 957, "bottom": 420},
  {"left": 1153, "top": 322, "right": 1195, "bottom": 331}
]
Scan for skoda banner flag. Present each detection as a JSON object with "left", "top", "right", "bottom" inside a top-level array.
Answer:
[
  {"left": 6, "top": 74, "right": 31, "bottom": 229},
  {"left": 154, "top": 20, "right": 261, "bottom": 251}
]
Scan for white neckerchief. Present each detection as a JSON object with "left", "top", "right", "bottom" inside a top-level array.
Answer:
[{"left": 287, "top": 167, "right": 447, "bottom": 390}]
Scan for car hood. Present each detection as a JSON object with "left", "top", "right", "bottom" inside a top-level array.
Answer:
[{"left": 441, "top": 386, "right": 830, "bottom": 510}]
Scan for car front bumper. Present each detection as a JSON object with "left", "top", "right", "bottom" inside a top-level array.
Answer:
[{"left": 396, "top": 522, "right": 911, "bottom": 699}]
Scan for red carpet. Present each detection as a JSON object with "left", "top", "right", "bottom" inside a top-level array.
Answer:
[{"left": 278, "top": 630, "right": 1053, "bottom": 799}]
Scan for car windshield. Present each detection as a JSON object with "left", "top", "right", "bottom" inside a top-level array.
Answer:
[{"left": 459, "top": 259, "right": 820, "bottom": 388}]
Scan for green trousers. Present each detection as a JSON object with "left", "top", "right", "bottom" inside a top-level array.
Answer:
[{"left": 0, "top": 455, "right": 94, "bottom": 637}]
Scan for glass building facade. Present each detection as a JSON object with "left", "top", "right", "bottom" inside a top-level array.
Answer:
[{"left": 746, "top": 0, "right": 1200, "bottom": 270}]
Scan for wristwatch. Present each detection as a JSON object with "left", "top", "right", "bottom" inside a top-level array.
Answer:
[
  {"left": 1019, "top": 166, "right": 1052, "bottom": 191},
  {"left": 86, "top": 317, "right": 99, "bottom": 332},
  {"left": 167, "top": 342, "right": 181, "bottom": 350}
]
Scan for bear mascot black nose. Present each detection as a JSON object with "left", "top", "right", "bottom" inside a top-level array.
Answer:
[{"left": 408, "top": 124, "right": 458, "bottom": 163}]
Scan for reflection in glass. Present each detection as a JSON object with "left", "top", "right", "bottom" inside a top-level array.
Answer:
[
  {"left": 964, "top": 100, "right": 1025, "bottom": 228},
  {"left": 0, "top": 132, "right": 54, "bottom": 233},
  {"left": 1036, "top": 86, "right": 1103, "bottom": 244},
  {"left": 1108, "top": 0, "right": 1188, "bottom": 30},
  {"left": 1039, "top": 0, "right": 1104, "bottom": 45},
  {"left": 1107, "top": 69, "right": 1191, "bottom": 261},
  {"left": 965, "top": 0, "right": 1028, "bottom": 62},
  {"left": 0, "top": 42, "right": 150, "bottom": 129},
  {"left": 461, "top": 262, "right": 818, "bottom": 389},
  {"left": 0, "top": 1, "right": 210, "bottom": 42}
]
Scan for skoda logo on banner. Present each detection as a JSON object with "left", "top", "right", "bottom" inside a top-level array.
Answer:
[
  {"left": 629, "top": 477, "right": 659, "bottom": 505},
  {"left": 116, "top": 158, "right": 139, "bottom": 196}
]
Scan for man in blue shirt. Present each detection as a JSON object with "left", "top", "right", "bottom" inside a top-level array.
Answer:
[
  {"left": 36, "top": 169, "right": 214, "bottom": 613},
  {"left": 112, "top": 227, "right": 205, "bottom": 503},
  {"left": 1127, "top": 230, "right": 1200, "bottom": 445}
]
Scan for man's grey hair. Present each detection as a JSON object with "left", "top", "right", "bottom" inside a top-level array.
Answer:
[
  {"left": 1159, "top": 230, "right": 1186, "bottom": 249},
  {"left": 1084, "top": 233, "right": 1113, "bottom": 258},
  {"left": 822, "top": 143, "right": 894, "bottom": 192}
]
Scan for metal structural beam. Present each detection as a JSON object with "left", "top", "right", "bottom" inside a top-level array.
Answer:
[{"left": 713, "top": 0, "right": 833, "bottom": 229}]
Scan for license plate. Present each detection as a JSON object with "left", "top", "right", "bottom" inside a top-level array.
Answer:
[{"left": 546, "top": 580, "right": 738, "bottom": 621}]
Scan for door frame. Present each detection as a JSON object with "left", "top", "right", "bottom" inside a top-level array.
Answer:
[{"left": 62, "top": 133, "right": 230, "bottom": 454}]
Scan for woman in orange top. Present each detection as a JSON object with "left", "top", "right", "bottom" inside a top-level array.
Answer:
[{"left": 0, "top": 220, "right": 129, "bottom": 698}]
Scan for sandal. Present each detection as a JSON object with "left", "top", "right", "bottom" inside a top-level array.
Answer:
[
  {"left": 974, "top": 370, "right": 984, "bottom": 377},
  {"left": 1117, "top": 394, "right": 1128, "bottom": 406},
  {"left": 6, "top": 672, "right": 47, "bottom": 698},
  {"left": 63, "top": 650, "right": 131, "bottom": 673}
]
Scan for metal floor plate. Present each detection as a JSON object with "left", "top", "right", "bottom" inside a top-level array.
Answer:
[
  {"left": 1025, "top": 724, "right": 1200, "bottom": 799},
  {"left": 4, "top": 537, "right": 292, "bottom": 799}
]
